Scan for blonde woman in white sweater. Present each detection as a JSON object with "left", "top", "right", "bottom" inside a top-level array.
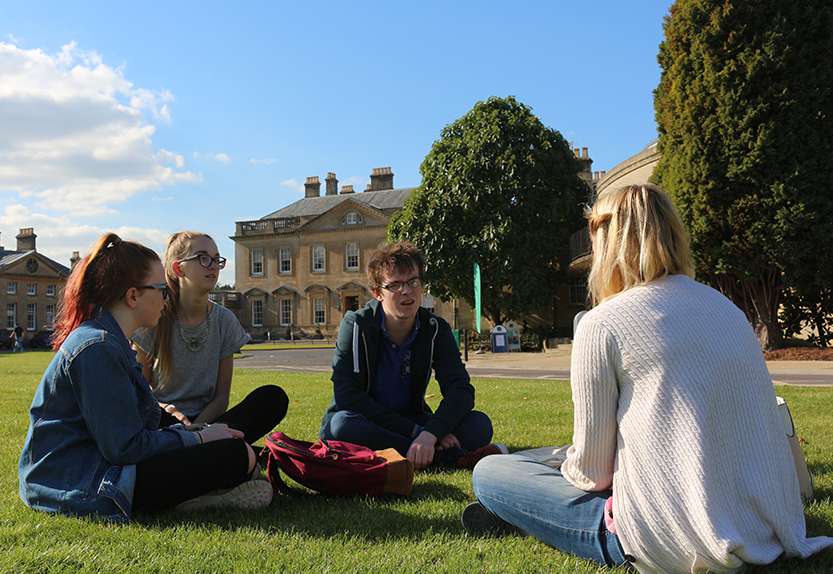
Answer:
[{"left": 465, "top": 184, "right": 833, "bottom": 572}]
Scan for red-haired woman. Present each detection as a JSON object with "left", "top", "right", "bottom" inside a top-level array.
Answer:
[{"left": 18, "top": 233, "right": 272, "bottom": 521}]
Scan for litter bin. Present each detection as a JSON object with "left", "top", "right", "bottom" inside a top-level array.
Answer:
[{"left": 490, "top": 325, "right": 509, "bottom": 353}]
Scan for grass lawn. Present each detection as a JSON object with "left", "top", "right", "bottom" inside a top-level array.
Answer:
[
  {"left": 241, "top": 342, "right": 334, "bottom": 351},
  {"left": 1, "top": 352, "right": 832, "bottom": 573}
]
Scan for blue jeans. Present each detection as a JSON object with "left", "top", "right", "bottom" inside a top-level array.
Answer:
[
  {"left": 472, "top": 454, "right": 629, "bottom": 568},
  {"left": 322, "top": 409, "right": 493, "bottom": 457}
]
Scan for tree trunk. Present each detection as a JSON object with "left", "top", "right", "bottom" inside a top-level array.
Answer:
[
  {"left": 743, "top": 270, "right": 783, "bottom": 351},
  {"left": 712, "top": 271, "right": 783, "bottom": 350}
]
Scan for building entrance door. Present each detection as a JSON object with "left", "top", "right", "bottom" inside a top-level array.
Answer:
[{"left": 344, "top": 295, "right": 359, "bottom": 313}]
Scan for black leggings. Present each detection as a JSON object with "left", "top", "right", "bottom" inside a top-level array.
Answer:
[
  {"left": 133, "top": 438, "right": 251, "bottom": 511},
  {"left": 158, "top": 385, "right": 289, "bottom": 444},
  {"left": 134, "top": 385, "right": 289, "bottom": 512}
]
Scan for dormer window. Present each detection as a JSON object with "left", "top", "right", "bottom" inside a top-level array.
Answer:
[{"left": 343, "top": 211, "right": 363, "bottom": 225}]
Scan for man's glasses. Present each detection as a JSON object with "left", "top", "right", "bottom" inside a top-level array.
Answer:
[
  {"left": 381, "top": 277, "right": 422, "bottom": 293},
  {"left": 138, "top": 283, "right": 169, "bottom": 300},
  {"left": 180, "top": 253, "right": 227, "bottom": 269}
]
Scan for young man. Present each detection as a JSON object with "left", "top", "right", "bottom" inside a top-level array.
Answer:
[{"left": 319, "top": 241, "right": 504, "bottom": 470}]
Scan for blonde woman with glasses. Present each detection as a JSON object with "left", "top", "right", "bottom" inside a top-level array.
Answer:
[
  {"left": 132, "top": 231, "right": 288, "bottom": 446},
  {"left": 464, "top": 185, "right": 833, "bottom": 572}
]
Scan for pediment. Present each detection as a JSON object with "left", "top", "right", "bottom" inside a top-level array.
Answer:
[
  {"left": 336, "top": 281, "right": 368, "bottom": 292},
  {"left": 302, "top": 199, "right": 389, "bottom": 232},
  {"left": 243, "top": 287, "right": 268, "bottom": 297},
  {"left": 0, "top": 251, "right": 69, "bottom": 278}
]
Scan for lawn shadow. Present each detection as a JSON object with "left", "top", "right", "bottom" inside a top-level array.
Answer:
[{"left": 135, "top": 480, "right": 471, "bottom": 540}]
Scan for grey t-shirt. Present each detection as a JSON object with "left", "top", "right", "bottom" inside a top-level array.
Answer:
[{"left": 132, "top": 302, "right": 250, "bottom": 418}]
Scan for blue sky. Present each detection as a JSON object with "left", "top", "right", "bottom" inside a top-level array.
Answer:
[{"left": 1, "top": 1, "right": 673, "bottom": 285}]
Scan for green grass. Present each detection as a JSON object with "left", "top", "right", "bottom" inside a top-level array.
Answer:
[
  {"left": 241, "top": 342, "right": 335, "bottom": 351},
  {"left": 1, "top": 352, "right": 832, "bottom": 573}
]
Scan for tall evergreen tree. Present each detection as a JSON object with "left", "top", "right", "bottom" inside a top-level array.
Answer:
[
  {"left": 388, "top": 96, "right": 586, "bottom": 328},
  {"left": 654, "top": 0, "right": 833, "bottom": 349}
]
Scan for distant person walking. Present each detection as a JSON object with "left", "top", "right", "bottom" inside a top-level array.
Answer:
[
  {"left": 12, "top": 325, "right": 24, "bottom": 352},
  {"left": 465, "top": 184, "right": 833, "bottom": 571}
]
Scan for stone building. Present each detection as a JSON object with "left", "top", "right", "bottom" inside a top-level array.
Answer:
[
  {"left": 230, "top": 167, "right": 474, "bottom": 339},
  {"left": 0, "top": 228, "right": 73, "bottom": 342}
]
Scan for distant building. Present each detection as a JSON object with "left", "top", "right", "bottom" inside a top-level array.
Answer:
[
  {"left": 229, "top": 167, "right": 474, "bottom": 339},
  {"left": 0, "top": 228, "right": 74, "bottom": 341},
  {"left": 231, "top": 149, "right": 601, "bottom": 340}
]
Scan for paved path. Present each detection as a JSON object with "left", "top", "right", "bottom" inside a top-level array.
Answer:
[{"left": 236, "top": 347, "right": 833, "bottom": 386}]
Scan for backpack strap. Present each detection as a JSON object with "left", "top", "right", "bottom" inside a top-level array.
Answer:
[{"left": 260, "top": 445, "right": 303, "bottom": 497}]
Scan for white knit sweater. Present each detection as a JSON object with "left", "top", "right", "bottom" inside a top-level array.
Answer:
[{"left": 561, "top": 275, "right": 833, "bottom": 573}]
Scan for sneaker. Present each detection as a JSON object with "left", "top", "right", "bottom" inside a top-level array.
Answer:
[
  {"left": 175, "top": 479, "right": 274, "bottom": 512},
  {"left": 461, "top": 501, "right": 519, "bottom": 536},
  {"left": 455, "top": 443, "right": 509, "bottom": 470}
]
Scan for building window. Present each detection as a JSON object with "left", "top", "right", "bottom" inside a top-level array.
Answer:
[
  {"left": 569, "top": 278, "right": 588, "bottom": 306},
  {"left": 27, "top": 283, "right": 37, "bottom": 296},
  {"left": 252, "top": 299, "right": 264, "bottom": 327},
  {"left": 6, "top": 281, "right": 16, "bottom": 295},
  {"left": 313, "top": 298, "right": 325, "bottom": 325},
  {"left": 251, "top": 248, "right": 264, "bottom": 277},
  {"left": 27, "top": 303, "right": 36, "bottom": 331},
  {"left": 45, "top": 304, "right": 56, "bottom": 327},
  {"left": 280, "top": 298, "right": 292, "bottom": 326},
  {"left": 46, "top": 284, "right": 56, "bottom": 297},
  {"left": 312, "top": 245, "right": 326, "bottom": 273},
  {"left": 6, "top": 304, "right": 16, "bottom": 329},
  {"left": 343, "top": 211, "right": 363, "bottom": 225},
  {"left": 345, "top": 242, "right": 360, "bottom": 271},
  {"left": 279, "top": 247, "right": 292, "bottom": 274}
]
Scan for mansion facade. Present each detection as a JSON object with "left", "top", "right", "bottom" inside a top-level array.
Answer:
[
  {"left": 229, "top": 168, "right": 473, "bottom": 338},
  {"left": 229, "top": 147, "right": 612, "bottom": 340},
  {"left": 0, "top": 228, "right": 74, "bottom": 341}
]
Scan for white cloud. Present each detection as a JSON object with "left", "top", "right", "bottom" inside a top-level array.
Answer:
[
  {"left": 249, "top": 157, "right": 276, "bottom": 166},
  {"left": 0, "top": 202, "right": 169, "bottom": 265},
  {"left": 212, "top": 152, "right": 231, "bottom": 164},
  {"left": 279, "top": 178, "right": 305, "bottom": 194},
  {"left": 0, "top": 41, "right": 196, "bottom": 215}
]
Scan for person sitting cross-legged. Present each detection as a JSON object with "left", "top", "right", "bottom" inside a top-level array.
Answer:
[{"left": 319, "top": 241, "right": 505, "bottom": 471}]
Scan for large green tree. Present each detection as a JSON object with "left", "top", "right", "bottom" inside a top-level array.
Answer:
[
  {"left": 388, "top": 96, "right": 586, "bottom": 328},
  {"left": 653, "top": 0, "right": 833, "bottom": 349}
]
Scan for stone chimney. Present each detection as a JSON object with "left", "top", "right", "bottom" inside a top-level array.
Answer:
[
  {"left": 70, "top": 251, "right": 81, "bottom": 269},
  {"left": 304, "top": 176, "right": 321, "bottom": 198},
  {"left": 368, "top": 166, "right": 394, "bottom": 191},
  {"left": 325, "top": 172, "right": 338, "bottom": 196},
  {"left": 575, "top": 147, "right": 593, "bottom": 186},
  {"left": 340, "top": 184, "right": 355, "bottom": 194},
  {"left": 16, "top": 227, "right": 36, "bottom": 252}
]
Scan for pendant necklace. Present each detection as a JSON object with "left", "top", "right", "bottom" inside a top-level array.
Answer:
[{"left": 178, "top": 306, "right": 211, "bottom": 352}]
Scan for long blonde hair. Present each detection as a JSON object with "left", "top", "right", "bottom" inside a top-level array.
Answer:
[
  {"left": 152, "top": 230, "right": 214, "bottom": 386},
  {"left": 586, "top": 184, "right": 694, "bottom": 305}
]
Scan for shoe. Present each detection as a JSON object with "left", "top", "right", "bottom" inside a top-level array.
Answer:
[
  {"left": 175, "top": 479, "right": 274, "bottom": 512},
  {"left": 461, "top": 501, "right": 518, "bottom": 536},
  {"left": 455, "top": 443, "right": 509, "bottom": 470}
]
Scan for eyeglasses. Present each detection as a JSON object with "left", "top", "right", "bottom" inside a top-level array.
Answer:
[
  {"left": 138, "top": 283, "right": 169, "bottom": 300},
  {"left": 180, "top": 253, "right": 227, "bottom": 269},
  {"left": 381, "top": 277, "right": 422, "bottom": 293}
]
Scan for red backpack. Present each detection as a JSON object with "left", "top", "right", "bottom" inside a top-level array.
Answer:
[{"left": 262, "top": 431, "right": 414, "bottom": 497}]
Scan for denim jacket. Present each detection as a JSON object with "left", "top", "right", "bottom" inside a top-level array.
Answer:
[{"left": 18, "top": 311, "right": 198, "bottom": 521}]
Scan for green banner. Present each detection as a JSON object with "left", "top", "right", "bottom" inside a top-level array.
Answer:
[{"left": 473, "top": 262, "right": 482, "bottom": 334}]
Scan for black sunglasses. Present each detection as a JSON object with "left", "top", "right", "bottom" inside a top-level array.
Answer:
[
  {"left": 180, "top": 253, "right": 227, "bottom": 269},
  {"left": 137, "top": 283, "right": 169, "bottom": 300}
]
